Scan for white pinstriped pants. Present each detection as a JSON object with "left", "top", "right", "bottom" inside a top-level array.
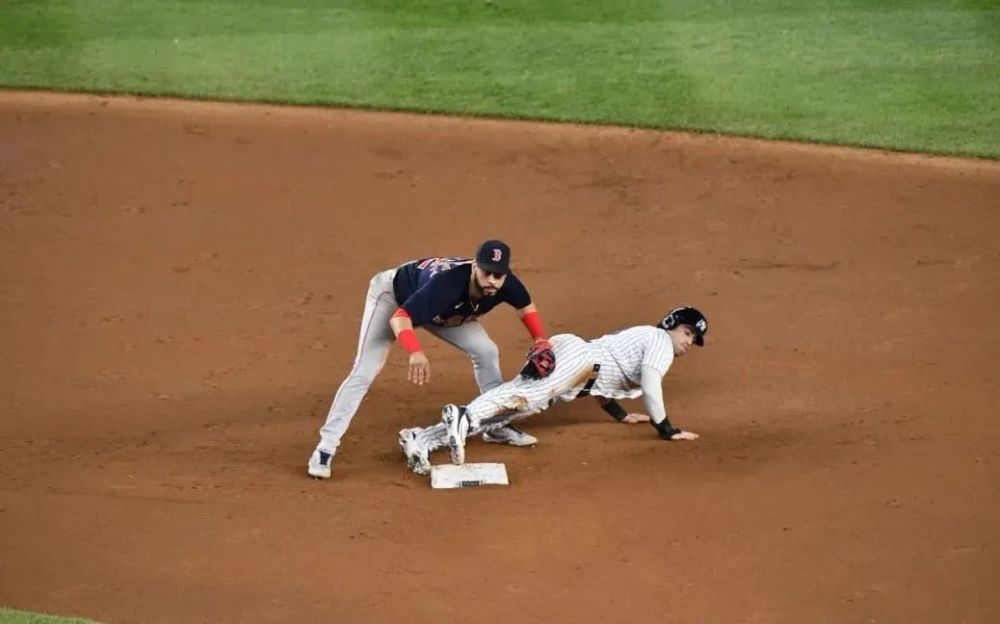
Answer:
[
  {"left": 413, "top": 334, "right": 599, "bottom": 450},
  {"left": 317, "top": 269, "right": 504, "bottom": 455}
]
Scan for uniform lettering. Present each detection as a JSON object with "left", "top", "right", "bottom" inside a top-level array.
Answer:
[{"left": 416, "top": 256, "right": 466, "bottom": 277}]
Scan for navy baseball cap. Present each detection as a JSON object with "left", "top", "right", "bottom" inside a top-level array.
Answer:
[{"left": 475, "top": 239, "right": 511, "bottom": 274}]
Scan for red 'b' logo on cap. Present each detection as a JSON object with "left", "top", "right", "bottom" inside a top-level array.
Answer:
[{"left": 492, "top": 249, "right": 503, "bottom": 262}]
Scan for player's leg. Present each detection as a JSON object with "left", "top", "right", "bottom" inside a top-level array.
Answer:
[
  {"left": 399, "top": 351, "right": 569, "bottom": 474},
  {"left": 468, "top": 334, "right": 595, "bottom": 426},
  {"left": 397, "top": 319, "right": 502, "bottom": 473},
  {"left": 309, "top": 270, "right": 397, "bottom": 479},
  {"left": 398, "top": 423, "right": 447, "bottom": 475},
  {"left": 424, "top": 320, "right": 502, "bottom": 390},
  {"left": 443, "top": 334, "right": 597, "bottom": 464},
  {"left": 426, "top": 321, "right": 538, "bottom": 447}
]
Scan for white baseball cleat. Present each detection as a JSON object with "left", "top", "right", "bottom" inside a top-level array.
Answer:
[
  {"left": 442, "top": 403, "right": 470, "bottom": 465},
  {"left": 307, "top": 449, "right": 333, "bottom": 479},
  {"left": 483, "top": 425, "right": 538, "bottom": 447},
  {"left": 398, "top": 427, "right": 431, "bottom": 475}
]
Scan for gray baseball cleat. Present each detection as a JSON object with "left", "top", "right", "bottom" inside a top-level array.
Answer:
[
  {"left": 483, "top": 425, "right": 538, "bottom": 447},
  {"left": 442, "top": 404, "right": 470, "bottom": 465},
  {"left": 307, "top": 449, "right": 333, "bottom": 479},
  {"left": 398, "top": 428, "right": 431, "bottom": 475}
]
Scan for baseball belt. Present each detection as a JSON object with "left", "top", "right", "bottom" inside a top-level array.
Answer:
[{"left": 575, "top": 364, "right": 602, "bottom": 398}]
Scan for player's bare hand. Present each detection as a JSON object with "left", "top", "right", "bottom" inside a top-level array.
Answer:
[
  {"left": 622, "top": 413, "right": 650, "bottom": 424},
  {"left": 408, "top": 352, "right": 431, "bottom": 385},
  {"left": 669, "top": 430, "right": 699, "bottom": 441}
]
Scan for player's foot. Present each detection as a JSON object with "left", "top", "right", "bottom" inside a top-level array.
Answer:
[
  {"left": 307, "top": 449, "right": 333, "bottom": 479},
  {"left": 442, "top": 404, "right": 470, "bottom": 465},
  {"left": 398, "top": 428, "right": 431, "bottom": 475},
  {"left": 483, "top": 425, "right": 538, "bottom": 447}
]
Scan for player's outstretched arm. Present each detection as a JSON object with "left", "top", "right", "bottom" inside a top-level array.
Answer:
[
  {"left": 639, "top": 365, "right": 699, "bottom": 441},
  {"left": 390, "top": 309, "right": 431, "bottom": 385}
]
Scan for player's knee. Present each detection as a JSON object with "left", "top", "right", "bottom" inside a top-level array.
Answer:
[
  {"left": 350, "top": 362, "right": 384, "bottom": 386},
  {"left": 468, "top": 339, "right": 500, "bottom": 364}
]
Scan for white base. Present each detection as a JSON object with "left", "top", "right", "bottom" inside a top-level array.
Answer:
[{"left": 430, "top": 463, "right": 509, "bottom": 489}]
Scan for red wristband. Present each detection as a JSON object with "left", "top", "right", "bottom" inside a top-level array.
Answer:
[
  {"left": 397, "top": 328, "right": 423, "bottom": 354},
  {"left": 521, "top": 311, "right": 545, "bottom": 340}
]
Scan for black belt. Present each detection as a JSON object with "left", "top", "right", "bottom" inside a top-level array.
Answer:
[{"left": 576, "top": 364, "right": 601, "bottom": 398}]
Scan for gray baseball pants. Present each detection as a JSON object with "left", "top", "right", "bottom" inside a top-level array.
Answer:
[{"left": 316, "top": 269, "right": 504, "bottom": 455}]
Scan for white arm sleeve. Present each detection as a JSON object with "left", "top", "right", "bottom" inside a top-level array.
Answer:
[{"left": 640, "top": 364, "right": 668, "bottom": 425}]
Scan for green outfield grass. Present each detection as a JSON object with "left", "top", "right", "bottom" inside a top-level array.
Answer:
[
  {"left": 0, "top": 1, "right": 997, "bottom": 155},
  {"left": 0, "top": 609, "right": 98, "bottom": 624}
]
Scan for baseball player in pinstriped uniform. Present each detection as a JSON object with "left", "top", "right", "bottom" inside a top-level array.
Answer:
[
  {"left": 399, "top": 306, "right": 707, "bottom": 473},
  {"left": 308, "top": 239, "right": 555, "bottom": 479}
]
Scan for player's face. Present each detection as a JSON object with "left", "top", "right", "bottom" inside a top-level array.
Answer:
[
  {"left": 669, "top": 325, "right": 696, "bottom": 356},
  {"left": 473, "top": 265, "right": 507, "bottom": 296}
]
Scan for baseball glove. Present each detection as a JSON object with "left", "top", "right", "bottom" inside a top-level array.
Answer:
[{"left": 520, "top": 339, "right": 556, "bottom": 380}]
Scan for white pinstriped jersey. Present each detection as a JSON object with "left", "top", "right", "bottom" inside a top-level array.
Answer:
[
  {"left": 589, "top": 326, "right": 675, "bottom": 400},
  {"left": 413, "top": 326, "right": 678, "bottom": 448}
]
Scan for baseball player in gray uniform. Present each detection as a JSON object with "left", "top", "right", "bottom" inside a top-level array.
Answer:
[
  {"left": 308, "top": 239, "right": 555, "bottom": 479},
  {"left": 399, "top": 306, "right": 707, "bottom": 473}
]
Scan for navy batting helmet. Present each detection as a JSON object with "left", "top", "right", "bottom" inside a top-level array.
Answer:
[{"left": 658, "top": 306, "right": 708, "bottom": 346}]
